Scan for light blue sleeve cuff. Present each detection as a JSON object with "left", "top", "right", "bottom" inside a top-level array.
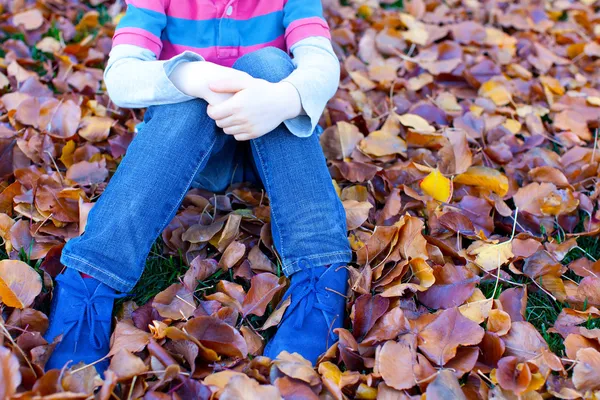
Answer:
[
  {"left": 104, "top": 45, "right": 204, "bottom": 108},
  {"left": 282, "top": 36, "right": 340, "bottom": 138}
]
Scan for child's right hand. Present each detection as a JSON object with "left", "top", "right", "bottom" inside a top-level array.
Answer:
[{"left": 170, "top": 61, "right": 254, "bottom": 105}]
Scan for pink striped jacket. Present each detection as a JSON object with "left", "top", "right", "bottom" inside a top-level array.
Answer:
[{"left": 113, "top": 0, "right": 331, "bottom": 66}]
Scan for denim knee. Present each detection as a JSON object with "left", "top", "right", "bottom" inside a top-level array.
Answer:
[
  {"left": 232, "top": 47, "right": 295, "bottom": 82},
  {"left": 145, "top": 98, "right": 208, "bottom": 123}
]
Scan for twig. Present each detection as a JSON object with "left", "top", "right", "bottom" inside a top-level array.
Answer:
[{"left": 0, "top": 321, "right": 37, "bottom": 378}]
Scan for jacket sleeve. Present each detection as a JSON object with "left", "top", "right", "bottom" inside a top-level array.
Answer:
[
  {"left": 112, "top": 0, "right": 168, "bottom": 57},
  {"left": 283, "top": 36, "right": 340, "bottom": 138},
  {"left": 103, "top": 45, "right": 204, "bottom": 109},
  {"left": 283, "top": 0, "right": 332, "bottom": 50}
]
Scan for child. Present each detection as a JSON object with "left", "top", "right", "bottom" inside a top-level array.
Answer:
[{"left": 44, "top": 0, "right": 352, "bottom": 373}]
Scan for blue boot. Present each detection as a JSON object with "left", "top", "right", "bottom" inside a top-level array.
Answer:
[
  {"left": 264, "top": 261, "right": 348, "bottom": 365},
  {"left": 45, "top": 268, "right": 123, "bottom": 374}
]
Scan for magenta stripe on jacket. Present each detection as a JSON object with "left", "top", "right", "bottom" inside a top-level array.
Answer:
[{"left": 112, "top": 0, "right": 331, "bottom": 65}]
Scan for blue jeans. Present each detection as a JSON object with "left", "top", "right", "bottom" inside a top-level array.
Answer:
[{"left": 60, "top": 47, "right": 352, "bottom": 292}]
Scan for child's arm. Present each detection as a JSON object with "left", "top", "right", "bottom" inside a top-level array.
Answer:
[
  {"left": 104, "top": 0, "right": 251, "bottom": 108},
  {"left": 207, "top": 0, "right": 340, "bottom": 140},
  {"left": 208, "top": 37, "right": 339, "bottom": 141}
]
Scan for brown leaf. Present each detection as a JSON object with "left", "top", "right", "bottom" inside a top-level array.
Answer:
[
  {"left": 376, "top": 340, "right": 416, "bottom": 390},
  {"left": 109, "top": 322, "right": 151, "bottom": 357},
  {"left": 503, "top": 321, "right": 549, "bottom": 362},
  {"left": 241, "top": 273, "right": 285, "bottom": 317},
  {"left": 343, "top": 200, "right": 373, "bottom": 230},
  {"left": 320, "top": 121, "right": 364, "bottom": 160},
  {"left": 108, "top": 349, "right": 148, "bottom": 381},
  {"left": 0, "top": 346, "right": 21, "bottom": 399},
  {"left": 77, "top": 116, "right": 114, "bottom": 142},
  {"left": 273, "top": 351, "right": 321, "bottom": 386},
  {"left": 260, "top": 297, "right": 291, "bottom": 330},
  {"left": 495, "top": 356, "right": 532, "bottom": 394},
  {"left": 573, "top": 348, "right": 600, "bottom": 392},
  {"left": 184, "top": 316, "right": 248, "bottom": 358},
  {"left": 498, "top": 287, "right": 527, "bottom": 322},
  {"left": 352, "top": 294, "right": 389, "bottom": 339},
  {"left": 152, "top": 283, "right": 197, "bottom": 320},
  {"left": 183, "top": 257, "right": 219, "bottom": 291},
  {"left": 219, "top": 241, "right": 246, "bottom": 269},
  {"left": 438, "top": 129, "right": 472, "bottom": 175},
  {"left": 240, "top": 326, "right": 264, "bottom": 356},
  {"left": 363, "top": 307, "right": 410, "bottom": 345},
  {"left": 418, "top": 307, "right": 485, "bottom": 365},
  {"left": 274, "top": 376, "right": 319, "bottom": 400},
  {"left": 425, "top": 369, "right": 467, "bottom": 400},
  {"left": 220, "top": 374, "right": 282, "bottom": 400},
  {"left": 12, "top": 9, "right": 44, "bottom": 30},
  {"left": 66, "top": 160, "right": 109, "bottom": 186}
]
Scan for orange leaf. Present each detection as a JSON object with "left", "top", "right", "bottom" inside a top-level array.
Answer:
[{"left": 0, "top": 260, "right": 42, "bottom": 309}]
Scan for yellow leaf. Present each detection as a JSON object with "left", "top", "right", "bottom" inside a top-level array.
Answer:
[
  {"left": 586, "top": 96, "right": 600, "bottom": 107},
  {"left": 454, "top": 166, "right": 509, "bottom": 196},
  {"left": 527, "top": 372, "right": 546, "bottom": 393},
  {"left": 399, "top": 14, "right": 429, "bottom": 46},
  {"left": 503, "top": 119, "right": 522, "bottom": 134},
  {"left": 468, "top": 240, "right": 514, "bottom": 272},
  {"left": 410, "top": 258, "right": 435, "bottom": 288},
  {"left": 398, "top": 113, "right": 435, "bottom": 134},
  {"left": 540, "top": 76, "right": 565, "bottom": 95},
  {"left": 356, "top": 384, "right": 378, "bottom": 399},
  {"left": 436, "top": 93, "right": 462, "bottom": 113},
  {"left": 459, "top": 289, "right": 493, "bottom": 323},
  {"left": 36, "top": 37, "right": 62, "bottom": 53},
  {"left": 406, "top": 73, "right": 433, "bottom": 91},
  {"left": 318, "top": 361, "right": 342, "bottom": 385},
  {"left": 357, "top": 4, "right": 373, "bottom": 19},
  {"left": 469, "top": 104, "right": 484, "bottom": 116},
  {"left": 60, "top": 140, "right": 76, "bottom": 168},
  {"left": 420, "top": 169, "right": 452, "bottom": 202},
  {"left": 0, "top": 260, "right": 43, "bottom": 309},
  {"left": 359, "top": 130, "right": 407, "bottom": 157},
  {"left": 0, "top": 72, "right": 8, "bottom": 89},
  {"left": 478, "top": 81, "right": 512, "bottom": 106}
]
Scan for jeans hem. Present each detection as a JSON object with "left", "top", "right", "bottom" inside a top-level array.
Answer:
[
  {"left": 282, "top": 250, "right": 353, "bottom": 277},
  {"left": 60, "top": 251, "right": 134, "bottom": 293}
]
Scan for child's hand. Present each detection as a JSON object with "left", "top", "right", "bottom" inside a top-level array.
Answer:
[
  {"left": 206, "top": 78, "right": 302, "bottom": 141},
  {"left": 170, "top": 62, "right": 254, "bottom": 105}
]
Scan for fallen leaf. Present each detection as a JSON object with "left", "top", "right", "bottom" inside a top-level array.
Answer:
[
  {"left": 241, "top": 273, "right": 285, "bottom": 317},
  {"left": 0, "top": 346, "right": 21, "bottom": 399},
  {"left": 376, "top": 340, "right": 416, "bottom": 390},
  {"left": 573, "top": 348, "right": 600, "bottom": 392},
  {"left": 418, "top": 307, "right": 485, "bottom": 365},
  {"left": 0, "top": 259, "right": 43, "bottom": 308},
  {"left": 108, "top": 349, "right": 148, "bottom": 381},
  {"left": 220, "top": 374, "right": 282, "bottom": 400},
  {"left": 454, "top": 166, "right": 509, "bottom": 196},
  {"left": 420, "top": 169, "right": 452, "bottom": 202}
]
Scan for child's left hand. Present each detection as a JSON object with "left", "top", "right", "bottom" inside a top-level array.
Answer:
[{"left": 206, "top": 78, "right": 302, "bottom": 141}]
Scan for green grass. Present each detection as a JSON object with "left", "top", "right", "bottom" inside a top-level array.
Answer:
[
  {"left": 118, "top": 239, "right": 188, "bottom": 307},
  {"left": 340, "top": 0, "right": 403, "bottom": 9},
  {"left": 526, "top": 291, "right": 566, "bottom": 355}
]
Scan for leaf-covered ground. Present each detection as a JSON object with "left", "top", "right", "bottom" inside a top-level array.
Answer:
[{"left": 1, "top": 0, "right": 600, "bottom": 398}]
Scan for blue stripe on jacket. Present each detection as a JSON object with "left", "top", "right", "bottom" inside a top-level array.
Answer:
[{"left": 117, "top": 5, "right": 286, "bottom": 48}]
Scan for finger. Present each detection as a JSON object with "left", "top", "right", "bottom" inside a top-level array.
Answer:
[
  {"left": 207, "top": 99, "right": 237, "bottom": 120},
  {"left": 215, "top": 115, "right": 242, "bottom": 129},
  {"left": 223, "top": 125, "right": 248, "bottom": 136},
  {"left": 233, "top": 133, "right": 259, "bottom": 141},
  {"left": 209, "top": 77, "right": 251, "bottom": 93}
]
